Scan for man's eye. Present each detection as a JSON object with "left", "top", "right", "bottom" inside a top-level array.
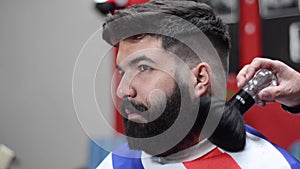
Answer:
[
  {"left": 138, "top": 65, "right": 152, "bottom": 72},
  {"left": 118, "top": 70, "right": 125, "bottom": 76}
]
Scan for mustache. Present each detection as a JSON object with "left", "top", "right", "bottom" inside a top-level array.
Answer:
[{"left": 120, "top": 99, "right": 148, "bottom": 117}]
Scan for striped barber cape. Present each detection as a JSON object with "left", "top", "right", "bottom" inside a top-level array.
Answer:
[{"left": 97, "top": 126, "right": 300, "bottom": 169}]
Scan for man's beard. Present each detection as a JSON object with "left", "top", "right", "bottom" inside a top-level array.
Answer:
[
  {"left": 120, "top": 84, "right": 181, "bottom": 139},
  {"left": 120, "top": 83, "right": 209, "bottom": 155},
  {"left": 119, "top": 81, "right": 247, "bottom": 155}
]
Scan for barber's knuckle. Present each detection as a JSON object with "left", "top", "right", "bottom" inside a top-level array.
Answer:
[
  {"left": 276, "top": 86, "right": 291, "bottom": 98},
  {"left": 273, "top": 60, "right": 281, "bottom": 66},
  {"left": 253, "top": 57, "right": 260, "bottom": 62},
  {"left": 286, "top": 87, "right": 293, "bottom": 95}
]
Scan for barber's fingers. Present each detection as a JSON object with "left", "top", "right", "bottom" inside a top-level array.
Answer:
[
  {"left": 236, "top": 58, "right": 280, "bottom": 88},
  {"left": 236, "top": 64, "right": 256, "bottom": 88},
  {"left": 250, "top": 58, "right": 279, "bottom": 71},
  {"left": 256, "top": 100, "right": 266, "bottom": 107},
  {"left": 258, "top": 85, "right": 282, "bottom": 102}
]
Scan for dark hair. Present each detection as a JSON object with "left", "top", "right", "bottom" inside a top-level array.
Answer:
[{"left": 102, "top": 0, "right": 230, "bottom": 73}]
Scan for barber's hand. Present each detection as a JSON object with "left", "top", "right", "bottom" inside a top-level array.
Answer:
[{"left": 236, "top": 58, "right": 300, "bottom": 107}]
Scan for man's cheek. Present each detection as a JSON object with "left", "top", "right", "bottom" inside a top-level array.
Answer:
[{"left": 146, "top": 89, "right": 167, "bottom": 122}]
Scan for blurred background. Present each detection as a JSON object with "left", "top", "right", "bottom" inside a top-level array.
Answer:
[
  {"left": 0, "top": 0, "right": 300, "bottom": 168},
  {"left": 0, "top": 0, "right": 103, "bottom": 168}
]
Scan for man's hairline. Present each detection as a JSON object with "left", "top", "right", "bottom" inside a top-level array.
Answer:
[{"left": 118, "top": 34, "right": 203, "bottom": 70}]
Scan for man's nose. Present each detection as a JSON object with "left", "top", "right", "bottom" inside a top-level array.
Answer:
[{"left": 117, "top": 75, "right": 137, "bottom": 99}]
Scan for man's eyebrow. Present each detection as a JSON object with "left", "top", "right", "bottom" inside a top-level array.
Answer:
[
  {"left": 128, "top": 55, "right": 156, "bottom": 67},
  {"left": 116, "top": 55, "right": 156, "bottom": 71}
]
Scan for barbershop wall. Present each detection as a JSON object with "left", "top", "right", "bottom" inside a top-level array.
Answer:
[
  {"left": 228, "top": 16, "right": 300, "bottom": 73},
  {"left": 1, "top": 0, "right": 300, "bottom": 168},
  {"left": 0, "top": 0, "right": 111, "bottom": 168}
]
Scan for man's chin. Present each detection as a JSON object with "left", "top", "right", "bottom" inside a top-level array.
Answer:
[
  {"left": 126, "top": 136, "right": 169, "bottom": 156},
  {"left": 124, "top": 119, "right": 180, "bottom": 156}
]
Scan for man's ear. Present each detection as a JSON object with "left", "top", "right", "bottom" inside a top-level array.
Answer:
[{"left": 191, "top": 63, "right": 211, "bottom": 97}]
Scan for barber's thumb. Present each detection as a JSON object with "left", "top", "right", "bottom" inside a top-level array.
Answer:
[{"left": 258, "top": 86, "right": 279, "bottom": 101}]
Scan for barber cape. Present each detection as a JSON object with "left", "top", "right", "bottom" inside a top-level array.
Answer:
[{"left": 97, "top": 126, "right": 300, "bottom": 169}]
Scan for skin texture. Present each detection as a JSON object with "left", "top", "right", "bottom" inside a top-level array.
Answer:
[
  {"left": 236, "top": 57, "right": 300, "bottom": 107},
  {"left": 116, "top": 35, "right": 212, "bottom": 155},
  {"left": 116, "top": 36, "right": 178, "bottom": 123},
  {"left": 116, "top": 35, "right": 210, "bottom": 122}
]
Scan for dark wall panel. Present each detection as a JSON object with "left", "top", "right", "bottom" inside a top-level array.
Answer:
[
  {"left": 262, "top": 15, "right": 300, "bottom": 70},
  {"left": 228, "top": 15, "right": 300, "bottom": 73}
]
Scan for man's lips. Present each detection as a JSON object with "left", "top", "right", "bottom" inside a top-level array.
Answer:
[{"left": 125, "top": 109, "right": 147, "bottom": 123}]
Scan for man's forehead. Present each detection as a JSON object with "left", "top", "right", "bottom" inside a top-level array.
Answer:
[
  {"left": 117, "top": 47, "right": 173, "bottom": 67},
  {"left": 116, "top": 36, "right": 164, "bottom": 64}
]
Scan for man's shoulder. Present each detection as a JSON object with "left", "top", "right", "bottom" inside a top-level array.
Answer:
[
  {"left": 222, "top": 125, "right": 300, "bottom": 169},
  {"left": 96, "top": 127, "right": 300, "bottom": 169}
]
